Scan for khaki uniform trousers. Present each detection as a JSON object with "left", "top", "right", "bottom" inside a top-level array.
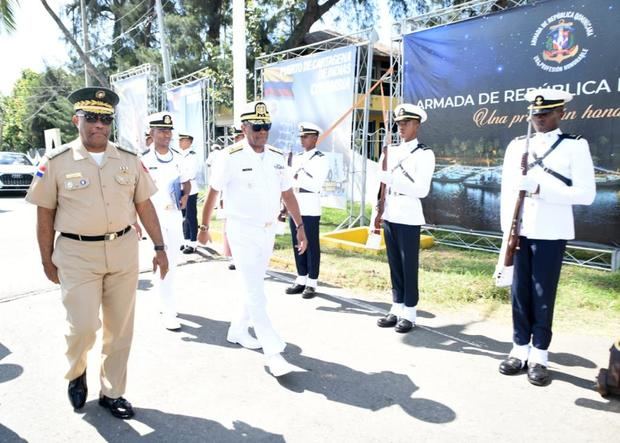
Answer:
[{"left": 52, "top": 229, "right": 139, "bottom": 398}]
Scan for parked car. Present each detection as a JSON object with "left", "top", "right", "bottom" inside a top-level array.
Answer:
[{"left": 0, "top": 152, "right": 37, "bottom": 193}]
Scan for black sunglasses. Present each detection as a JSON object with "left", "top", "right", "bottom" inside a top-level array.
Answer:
[
  {"left": 250, "top": 123, "right": 271, "bottom": 132},
  {"left": 79, "top": 112, "right": 114, "bottom": 125}
]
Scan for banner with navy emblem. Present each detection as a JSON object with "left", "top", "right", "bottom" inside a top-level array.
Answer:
[
  {"left": 263, "top": 46, "right": 357, "bottom": 209},
  {"left": 402, "top": 0, "right": 619, "bottom": 245}
]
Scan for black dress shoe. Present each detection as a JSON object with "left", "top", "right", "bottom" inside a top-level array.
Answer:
[
  {"left": 302, "top": 287, "right": 316, "bottom": 299},
  {"left": 285, "top": 284, "right": 305, "bottom": 294},
  {"left": 499, "top": 357, "right": 526, "bottom": 375},
  {"left": 68, "top": 370, "right": 87, "bottom": 410},
  {"left": 395, "top": 318, "right": 414, "bottom": 333},
  {"left": 182, "top": 246, "right": 196, "bottom": 254},
  {"left": 527, "top": 363, "right": 551, "bottom": 386},
  {"left": 180, "top": 245, "right": 186, "bottom": 251},
  {"left": 98, "top": 394, "right": 135, "bottom": 419},
  {"left": 377, "top": 314, "right": 398, "bottom": 328},
  {"left": 228, "top": 263, "right": 236, "bottom": 270}
]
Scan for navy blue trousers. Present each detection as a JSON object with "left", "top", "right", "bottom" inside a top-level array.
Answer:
[
  {"left": 511, "top": 236, "right": 566, "bottom": 350},
  {"left": 383, "top": 221, "right": 420, "bottom": 307},
  {"left": 289, "top": 215, "right": 320, "bottom": 279},
  {"left": 182, "top": 194, "right": 198, "bottom": 242}
]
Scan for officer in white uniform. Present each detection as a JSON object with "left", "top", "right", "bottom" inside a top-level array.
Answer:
[
  {"left": 178, "top": 133, "right": 200, "bottom": 254},
  {"left": 498, "top": 88, "right": 596, "bottom": 386},
  {"left": 198, "top": 101, "right": 307, "bottom": 377},
  {"left": 141, "top": 112, "right": 191, "bottom": 331},
  {"left": 285, "top": 122, "right": 329, "bottom": 298},
  {"left": 375, "top": 104, "right": 435, "bottom": 333}
]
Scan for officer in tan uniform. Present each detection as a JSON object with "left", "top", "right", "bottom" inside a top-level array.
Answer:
[{"left": 26, "top": 87, "right": 169, "bottom": 419}]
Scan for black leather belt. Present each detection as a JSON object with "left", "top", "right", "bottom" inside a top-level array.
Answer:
[{"left": 61, "top": 225, "right": 132, "bottom": 242}]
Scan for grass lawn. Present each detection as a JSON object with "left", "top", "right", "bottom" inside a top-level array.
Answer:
[{"left": 202, "top": 202, "right": 620, "bottom": 335}]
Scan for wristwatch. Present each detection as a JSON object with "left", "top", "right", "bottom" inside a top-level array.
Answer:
[
  {"left": 198, "top": 224, "right": 209, "bottom": 232},
  {"left": 154, "top": 244, "right": 167, "bottom": 251}
]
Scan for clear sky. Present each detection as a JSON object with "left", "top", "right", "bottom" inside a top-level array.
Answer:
[
  {"left": 0, "top": 1, "right": 394, "bottom": 96},
  {"left": 0, "top": 0, "right": 70, "bottom": 95}
]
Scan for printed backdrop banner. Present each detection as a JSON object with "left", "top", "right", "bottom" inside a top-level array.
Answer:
[
  {"left": 403, "top": 0, "right": 619, "bottom": 246},
  {"left": 112, "top": 73, "right": 149, "bottom": 152},
  {"left": 263, "top": 45, "right": 357, "bottom": 209},
  {"left": 165, "top": 79, "right": 206, "bottom": 161}
]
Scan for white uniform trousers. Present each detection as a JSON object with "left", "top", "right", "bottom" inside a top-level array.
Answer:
[
  {"left": 155, "top": 209, "right": 183, "bottom": 316},
  {"left": 226, "top": 218, "right": 286, "bottom": 356}
]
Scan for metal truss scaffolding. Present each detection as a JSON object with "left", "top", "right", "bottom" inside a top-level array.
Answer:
[
  {"left": 391, "top": 0, "right": 618, "bottom": 271},
  {"left": 255, "top": 29, "right": 378, "bottom": 229},
  {"left": 110, "top": 63, "right": 160, "bottom": 114},
  {"left": 161, "top": 67, "right": 216, "bottom": 153}
]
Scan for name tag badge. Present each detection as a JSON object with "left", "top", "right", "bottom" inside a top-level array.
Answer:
[
  {"left": 274, "top": 164, "right": 284, "bottom": 170},
  {"left": 242, "top": 168, "right": 253, "bottom": 172},
  {"left": 64, "top": 178, "right": 90, "bottom": 190}
]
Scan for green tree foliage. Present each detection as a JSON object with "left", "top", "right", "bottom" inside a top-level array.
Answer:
[
  {"left": 1, "top": 68, "right": 80, "bottom": 152},
  {"left": 0, "top": 0, "right": 18, "bottom": 33}
]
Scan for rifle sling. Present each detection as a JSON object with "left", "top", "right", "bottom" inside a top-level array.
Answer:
[{"left": 527, "top": 134, "right": 572, "bottom": 186}]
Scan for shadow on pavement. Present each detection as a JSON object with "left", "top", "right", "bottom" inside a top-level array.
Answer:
[
  {"left": 82, "top": 404, "right": 284, "bottom": 442},
  {"left": 574, "top": 397, "right": 620, "bottom": 413},
  {"left": 177, "top": 313, "right": 239, "bottom": 349},
  {"left": 138, "top": 279, "right": 154, "bottom": 291},
  {"left": 314, "top": 294, "right": 436, "bottom": 320},
  {"left": 402, "top": 321, "right": 598, "bottom": 391},
  {"left": 279, "top": 344, "right": 456, "bottom": 424},
  {"left": 0, "top": 343, "right": 23, "bottom": 384},
  {"left": 0, "top": 423, "right": 27, "bottom": 443}
]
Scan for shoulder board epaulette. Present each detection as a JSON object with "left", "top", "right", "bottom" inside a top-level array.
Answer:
[
  {"left": 268, "top": 147, "right": 283, "bottom": 156},
  {"left": 115, "top": 144, "right": 138, "bottom": 156},
  {"left": 141, "top": 148, "right": 151, "bottom": 156},
  {"left": 562, "top": 133, "right": 582, "bottom": 140},
  {"left": 314, "top": 151, "right": 325, "bottom": 156},
  {"left": 229, "top": 146, "right": 244, "bottom": 155},
  {"left": 417, "top": 143, "right": 430, "bottom": 150},
  {"left": 47, "top": 144, "right": 72, "bottom": 159},
  {"left": 170, "top": 148, "right": 179, "bottom": 154},
  {"left": 189, "top": 151, "right": 196, "bottom": 155}
]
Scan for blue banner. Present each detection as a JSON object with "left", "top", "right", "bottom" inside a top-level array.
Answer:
[
  {"left": 264, "top": 46, "right": 357, "bottom": 208},
  {"left": 403, "top": 0, "right": 619, "bottom": 245}
]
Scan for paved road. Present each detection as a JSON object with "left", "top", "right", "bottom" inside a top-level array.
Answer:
[{"left": 1, "top": 195, "right": 619, "bottom": 442}]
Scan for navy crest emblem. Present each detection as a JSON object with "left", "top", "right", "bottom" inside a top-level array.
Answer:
[{"left": 531, "top": 12, "right": 593, "bottom": 72}]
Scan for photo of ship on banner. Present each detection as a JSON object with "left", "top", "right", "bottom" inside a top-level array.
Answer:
[{"left": 403, "top": 0, "right": 619, "bottom": 246}]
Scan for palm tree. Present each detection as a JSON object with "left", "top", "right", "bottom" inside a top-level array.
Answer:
[{"left": 0, "top": 0, "right": 19, "bottom": 33}]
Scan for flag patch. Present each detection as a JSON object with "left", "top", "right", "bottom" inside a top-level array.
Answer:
[{"left": 36, "top": 165, "right": 47, "bottom": 178}]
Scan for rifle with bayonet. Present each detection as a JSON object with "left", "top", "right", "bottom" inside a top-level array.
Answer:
[
  {"left": 373, "top": 146, "right": 388, "bottom": 235},
  {"left": 495, "top": 106, "right": 533, "bottom": 286}
]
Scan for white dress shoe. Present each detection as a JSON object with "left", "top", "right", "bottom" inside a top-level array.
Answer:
[
  {"left": 266, "top": 354, "right": 300, "bottom": 377},
  {"left": 162, "top": 314, "right": 181, "bottom": 331},
  {"left": 227, "top": 332, "right": 262, "bottom": 350}
]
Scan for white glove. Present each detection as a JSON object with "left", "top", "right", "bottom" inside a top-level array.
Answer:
[
  {"left": 378, "top": 170, "right": 393, "bottom": 185},
  {"left": 517, "top": 174, "right": 539, "bottom": 193}
]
